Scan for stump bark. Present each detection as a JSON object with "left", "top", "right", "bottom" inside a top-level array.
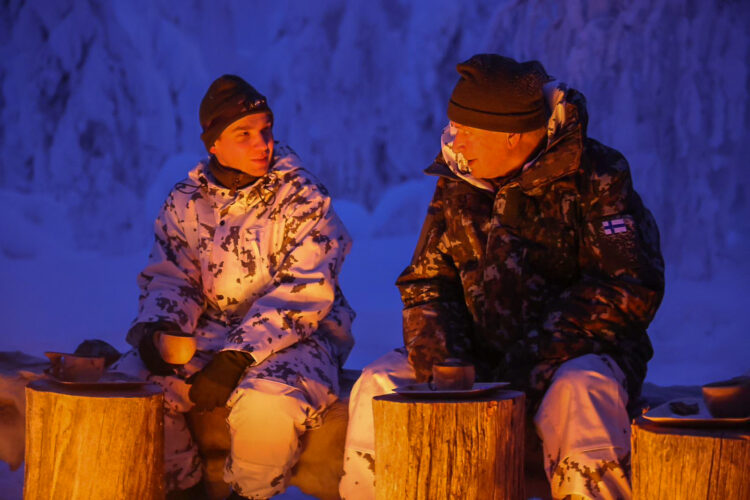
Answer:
[
  {"left": 631, "top": 417, "right": 750, "bottom": 500},
  {"left": 24, "top": 379, "right": 165, "bottom": 500},
  {"left": 373, "top": 390, "right": 525, "bottom": 500}
]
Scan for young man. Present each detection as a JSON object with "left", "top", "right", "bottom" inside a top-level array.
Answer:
[
  {"left": 113, "top": 75, "right": 355, "bottom": 499},
  {"left": 340, "top": 55, "right": 664, "bottom": 500}
]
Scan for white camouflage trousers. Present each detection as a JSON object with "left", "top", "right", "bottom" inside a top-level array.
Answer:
[
  {"left": 112, "top": 336, "right": 339, "bottom": 499},
  {"left": 339, "top": 349, "right": 632, "bottom": 500}
]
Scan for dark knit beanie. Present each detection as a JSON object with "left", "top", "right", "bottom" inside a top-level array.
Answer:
[
  {"left": 199, "top": 75, "right": 272, "bottom": 151},
  {"left": 447, "top": 54, "right": 552, "bottom": 133}
]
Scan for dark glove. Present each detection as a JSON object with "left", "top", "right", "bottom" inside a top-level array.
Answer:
[
  {"left": 188, "top": 350, "right": 255, "bottom": 411},
  {"left": 131, "top": 321, "right": 183, "bottom": 376}
]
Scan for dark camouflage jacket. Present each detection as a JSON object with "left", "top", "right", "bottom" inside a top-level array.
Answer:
[
  {"left": 128, "top": 144, "right": 355, "bottom": 366},
  {"left": 397, "top": 87, "right": 665, "bottom": 406}
]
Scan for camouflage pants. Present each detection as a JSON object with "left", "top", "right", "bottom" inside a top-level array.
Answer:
[
  {"left": 112, "top": 336, "right": 339, "bottom": 498},
  {"left": 339, "top": 349, "right": 631, "bottom": 500}
]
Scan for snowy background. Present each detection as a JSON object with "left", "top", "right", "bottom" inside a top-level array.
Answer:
[{"left": 1, "top": 0, "right": 749, "bottom": 497}]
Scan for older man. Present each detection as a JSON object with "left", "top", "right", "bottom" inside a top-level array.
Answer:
[
  {"left": 113, "top": 75, "right": 355, "bottom": 500},
  {"left": 340, "top": 54, "right": 664, "bottom": 500}
]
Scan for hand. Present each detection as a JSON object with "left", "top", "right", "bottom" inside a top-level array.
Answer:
[
  {"left": 188, "top": 350, "right": 254, "bottom": 411},
  {"left": 131, "top": 321, "right": 182, "bottom": 376}
]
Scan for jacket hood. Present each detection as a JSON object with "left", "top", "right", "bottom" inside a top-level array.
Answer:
[{"left": 429, "top": 81, "right": 589, "bottom": 192}]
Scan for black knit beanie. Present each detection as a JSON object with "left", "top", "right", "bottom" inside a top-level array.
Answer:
[
  {"left": 199, "top": 75, "right": 273, "bottom": 151},
  {"left": 447, "top": 54, "right": 552, "bottom": 133}
]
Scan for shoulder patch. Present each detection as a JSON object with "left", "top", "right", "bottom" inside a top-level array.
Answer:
[
  {"left": 601, "top": 216, "right": 630, "bottom": 235},
  {"left": 593, "top": 214, "right": 642, "bottom": 272}
]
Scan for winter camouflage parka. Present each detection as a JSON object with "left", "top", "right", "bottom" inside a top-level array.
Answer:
[
  {"left": 128, "top": 144, "right": 355, "bottom": 366},
  {"left": 397, "top": 85, "right": 664, "bottom": 408}
]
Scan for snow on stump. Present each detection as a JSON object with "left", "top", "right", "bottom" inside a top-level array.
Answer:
[
  {"left": 24, "top": 379, "right": 165, "bottom": 499},
  {"left": 631, "top": 417, "right": 750, "bottom": 499},
  {"left": 373, "top": 390, "right": 526, "bottom": 500}
]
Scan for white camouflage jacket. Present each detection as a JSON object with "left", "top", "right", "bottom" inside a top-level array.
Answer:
[{"left": 128, "top": 144, "right": 355, "bottom": 366}]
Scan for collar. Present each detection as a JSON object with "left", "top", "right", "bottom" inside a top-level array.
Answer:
[
  {"left": 515, "top": 124, "right": 582, "bottom": 191},
  {"left": 425, "top": 126, "right": 582, "bottom": 193},
  {"left": 208, "top": 156, "right": 260, "bottom": 194}
]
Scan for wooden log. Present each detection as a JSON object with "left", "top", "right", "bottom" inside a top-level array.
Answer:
[
  {"left": 631, "top": 417, "right": 750, "bottom": 500},
  {"left": 24, "top": 379, "right": 165, "bottom": 500},
  {"left": 373, "top": 390, "right": 525, "bottom": 500}
]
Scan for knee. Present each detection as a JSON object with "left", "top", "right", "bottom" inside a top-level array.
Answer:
[
  {"left": 354, "top": 349, "right": 413, "bottom": 398},
  {"left": 548, "top": 355, "right": 625, "bottom": 399},
  {"left": 360, "top": 352, "right": 399, "bottom": 380},
  {"left": 552, "top": 366, "right": 610, "bottom": 393},
  {"left": 536, "top": 355, "right": 629, "bottom": 433},
  {"left": 358, "top": 363, "right": 387, "bottom": 388},
  {"left": 227, "top": 384, "right": 308, "bottom": 467},
  {"left": 229, "top": 382, "right": 309, "bottom": 432}
]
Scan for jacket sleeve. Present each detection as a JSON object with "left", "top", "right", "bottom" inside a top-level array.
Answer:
[
  {"left": 522, "top": 148, "right": 665, "bottom": 381},
  {"left": 396, "top": 178, "right": 474, "bottom": 382},
  {"left": 223, "top": 180, "right": 352, "bottom": 364},
  {"left": 128, "top": 192, "right": 206, "bottom": 347}
]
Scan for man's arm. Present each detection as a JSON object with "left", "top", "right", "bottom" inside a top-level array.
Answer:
[
  {"left": 396, "top": 178, "right": 474, "bottom": 382},
  {"left": 519, "top": 145, "right": 665, "bottom": 386},
  {"left": 222, "top": 176, "right": 352, "bottom": 365},
  {"left": 127, "top": 192, "right": 206, "bottom": 348}
]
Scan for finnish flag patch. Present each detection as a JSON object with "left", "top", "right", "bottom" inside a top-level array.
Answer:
[{"left": 602, "top": 217, "right": 628, "bottom": 235}]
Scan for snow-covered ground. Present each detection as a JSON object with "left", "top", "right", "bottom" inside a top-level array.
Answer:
[{"left": 0, "top": 463, "right": 317, "bottom": 500}]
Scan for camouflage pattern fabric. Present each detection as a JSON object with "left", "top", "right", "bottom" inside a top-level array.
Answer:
[
  {"left": 129, "top": 143, "right": 355, "bottom": 366},
  {"left": 397, "top": 86, "right": 665, "bottom": 410},
  {"left": 225, "top": 335, "right": 342, "bottom": 498},
  {"left": 121, "top": 144, "right": 354, "bottom": 495},
  {"left": 535, "top": 353, "right": 633, "bottom": 500}
]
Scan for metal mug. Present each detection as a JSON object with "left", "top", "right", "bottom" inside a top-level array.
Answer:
[{"left": 431, "top": 358, "right": 476, "bottom": 390}]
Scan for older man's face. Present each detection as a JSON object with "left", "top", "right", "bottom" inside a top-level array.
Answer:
[{"left": 450, "top": 121, "right": 521, "bottom": 179}]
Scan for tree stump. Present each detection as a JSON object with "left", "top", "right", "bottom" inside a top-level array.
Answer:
[
  {"left": 373, "top": 390, "right": 525, "bottom": 500},
  {"left": 631, "top": 417, "right": 750, "bottom": 500},
  {"left": 24, "top": 379, "right": 165, "bottom": 500}
]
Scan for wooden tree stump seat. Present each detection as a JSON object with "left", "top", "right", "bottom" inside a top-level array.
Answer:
[
  {"left": 631, "top": 417, "right": 750, "bottom": 500},
  {"left": 373, "top": 390, "right": 526, "bottom": 500},
  {"left": 9, "top": 354, "right": 729, "bottom": 500},
  {"left": 24, "top": 379, "right": 165, "bottom": 499}
]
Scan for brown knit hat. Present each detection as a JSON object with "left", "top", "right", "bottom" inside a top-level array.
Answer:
[
  {"left": 447, "top": 54, "right": 552, "bottom": 133},
  {"left": 199, "top": 75, "right": 272, "bottom": 151}
]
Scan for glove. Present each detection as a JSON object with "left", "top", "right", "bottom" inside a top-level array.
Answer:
[
  {"left": 131, "top": 321, "right": 183, "bottom": 376},
  {"left": 188, "top": 350, "right": 255, "bottom": 411}
]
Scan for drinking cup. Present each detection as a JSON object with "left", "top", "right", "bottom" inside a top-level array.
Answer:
[
  {"left": 154, "top": 331, "right": 197, "bottom": 365},
  {"left": 431, "top": 358, "right": 475, "bottom": 390},
  {"left": 702, "top": 377, "right": 750, "bottom": 418}
]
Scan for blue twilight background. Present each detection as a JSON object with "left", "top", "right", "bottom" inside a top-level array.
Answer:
[{"left": 1, "top": 0, "right": 749, "bottom": 385}]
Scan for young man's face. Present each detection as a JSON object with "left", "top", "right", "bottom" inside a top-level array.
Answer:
[
  {"left": 210, "top": 112, "right": 274, "bottom": 177},
  {"left": 450, "top": 121, "right": 521, "bottom": 179}
]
